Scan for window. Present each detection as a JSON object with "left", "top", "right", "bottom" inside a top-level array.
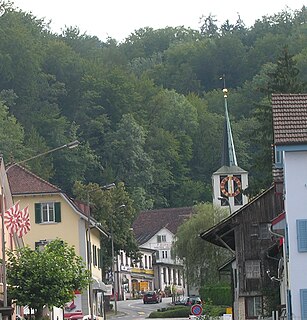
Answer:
[
  {"left": 155, "top": 251, "right": 159, "bottom": 259},
  {"left": 275, "top": 150, "right": 282, "bottom": 165},
  {"left": 149, "top": 256, "right": 152, "bottom": 268},
  {"left": 97, "top": 248, "right": 102, "bottom": 269},
  {"left": 92, "top": 245, "right": 97, "bottom": 266},
  {"left": 297, "top": 220, "right": 307, "bottom": 252},
  {"left": 246, "top": 296, "right": 262, "bottom": 318},
  {"left": 162, "top": 250, "right": 168, "bottom": 259},
  {"left": 157, "top": 235, "right": 167, "bottom": 243},
  {"left": 145, "top": 255, "right": 148, "bottom": 268},
  {"left": 245, "top": 260, "right": 261, "bottom": 278},
  {"left": 35, "top": 202, "right": 61, "bottom": 223}
]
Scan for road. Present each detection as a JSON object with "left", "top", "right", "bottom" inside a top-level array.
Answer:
[{"left": 106, "top": 297, "right": 188, "bottom": 320}]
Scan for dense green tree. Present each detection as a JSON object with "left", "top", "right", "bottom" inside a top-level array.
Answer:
[
  {"left": 22, "top": 127, "right": 54, "bottom": 180},
  {"left": 173, "top": 203, "right": 231, "bottom": 287},
  {"left": 60, "top": 27, "right": 105, "bottom": 60},
  {"left": 0, "top": 3, "right": 306, "bottom": 206},
  {"left": 103, "top": 114, "right": 154, "bottom": 210},
  {"left": 267, "top": 46, "right": 306, "bottom": 93},
  {"left": 0, "top": 98, "right": 27, "bottom": 162},
  {"left": 199, "top": 14, "right": 219, "bottom": 38},
  {"left": 7, "top": 239, "right": 90, "bottom": 319},
  {"left": 149, "top": 41, "right": 203, "bottom": 94},
  {"left": 73, "top": 181, "right": 140, "bottom": 272},
  {"left": 122, "top": 26, "right": 201, "bottom": 61}
]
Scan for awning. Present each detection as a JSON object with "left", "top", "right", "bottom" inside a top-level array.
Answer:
[
  {"left": 270, "top": 211, "right": 286, "bottom": 237},
  {"left": 92, "top": 278, "right": 107, "bottom": 292}
]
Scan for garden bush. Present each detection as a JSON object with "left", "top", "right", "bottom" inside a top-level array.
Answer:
[
  {"left": 148, "top": 306, "right": 190, "bottom": 318},
  {"left": 200, "top": 285, "right": 232, "bottom": 306}
]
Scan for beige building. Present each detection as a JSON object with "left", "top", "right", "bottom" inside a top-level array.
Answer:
[{"left": 6, "top": 164, "right": 108, "bottom": 319}]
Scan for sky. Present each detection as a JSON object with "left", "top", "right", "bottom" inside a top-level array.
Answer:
[{"left": 11, "top": 0, "right": 306, "bottom": 42}]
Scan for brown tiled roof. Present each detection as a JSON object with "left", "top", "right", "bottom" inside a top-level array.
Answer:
[
  {"left": 132, "top": 207, "right": 194, "bottom": 245},
  {"left": 272, "top": 94, "right": 307, "bottom": 145},
  {"left": 6, "top": 164, "right": 61, "bottom": 195}
]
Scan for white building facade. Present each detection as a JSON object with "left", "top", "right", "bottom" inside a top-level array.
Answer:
[{"left": 272, "top": 93, "right": 307, "bottom": 320}]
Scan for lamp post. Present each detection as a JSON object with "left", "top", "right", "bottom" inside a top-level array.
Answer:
[
  {"left": 2, "top": 140, "right": 80, "bottom": 318},
  {"left": 110, "top": 204, "right": 125, "bottom": 315},
  {"left": 8, "top": 140, "right": 80, "bottom": 168},
  {"left": 86, "top": 183, "right": 115, "bottom": 320},
  {"left": 218, "top": 196, "right": 232, "bottom": 214}
]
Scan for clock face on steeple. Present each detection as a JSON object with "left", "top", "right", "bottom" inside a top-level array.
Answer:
[{"left": 220, "top": 175, "right": 242, "bottom": 197}]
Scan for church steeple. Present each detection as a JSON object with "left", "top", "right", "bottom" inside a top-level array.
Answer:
[
  {"left": 221, "top": 88, "right": 238, "bottom": 167},
  {"left": 212, "top": 85, "right": 249, "bottom": 213}
]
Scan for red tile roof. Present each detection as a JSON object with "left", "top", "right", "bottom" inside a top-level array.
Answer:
[
  {"left": 272, "top": 94, "right": 307, "bottom": 145},
  {"left": 6, "top": 164, "right": 61, "bottom": 194},
  {"left": 132, "top": 207, "right": 194, "bottom": 245}
]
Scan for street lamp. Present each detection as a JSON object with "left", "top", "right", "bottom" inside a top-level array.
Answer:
[
  {"left": 2, "top": 140, "right": 80, "bottom": 319},
  {"left": 218, "top": 196, "right": 232, "bottom": 214},
  {"left": 8, "top": 140, "right": 80, "bottom": 168},
  {"left": 86, "top": 183, "right": 115, "bottom": 320},
  {"left": 110, "top": 204, "right": 125, "bottom": 315}
]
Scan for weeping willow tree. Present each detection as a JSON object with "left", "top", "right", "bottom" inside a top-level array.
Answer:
[{"left": 172, "top": 202, "right": 231, "bottom": 289}]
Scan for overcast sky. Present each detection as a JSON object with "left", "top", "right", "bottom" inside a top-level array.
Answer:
[{"left": 11, "top": 0, "right": 306, "bottom": 42}]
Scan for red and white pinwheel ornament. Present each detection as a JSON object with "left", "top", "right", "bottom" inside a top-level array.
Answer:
[
  {"left": 4, "top": 202, "right": 21, "bottom": 234},
  {"left": 4, "top": 202, "right": 31, "bottom": 238},
  {"left": 18, "top": 206, "right": 30, "bottom": 238}
]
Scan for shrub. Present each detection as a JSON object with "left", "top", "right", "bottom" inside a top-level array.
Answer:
[
  {"left": 200, "top": 285, "right": 232, "bottom": 306},
  {"left": 148, "top": 306, "right": 190, "bottom": 318}
]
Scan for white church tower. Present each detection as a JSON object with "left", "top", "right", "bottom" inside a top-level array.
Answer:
[{"left": 212, "top": 87, "right": 248, "bottom": 213}]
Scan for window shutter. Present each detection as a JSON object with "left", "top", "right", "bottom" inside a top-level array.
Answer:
[
  {"left": 35, "top": 203, "right": 41, "bottom": 223},
  {"left": 97, "top": 248, "right": 101, "bottom": 269},
  {"left": 55, "top": 202, "right": 61, "bottom": 222},
  {"left": 297, "top": 220, "right": 307, "bottom": 252},
  {"left": 300, "top": 289, "right": 307, "bottom": 319}
]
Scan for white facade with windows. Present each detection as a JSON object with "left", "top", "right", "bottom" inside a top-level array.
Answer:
[
  {"left": 282, "top": 149, "right": 307, "bottom": 318},
  {"left": 141, "top": 227, "right": 185, "bottom": 294},
  {"left": 114, "top": 227, "right": 185, "bottom": 299}
]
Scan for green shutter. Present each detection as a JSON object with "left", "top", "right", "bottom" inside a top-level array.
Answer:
[
  {"left": 35, "top": 203, "right": 42, "bottom": 223},
  {"left": 297, "top": 220, "right": 307, "bottom": 252},
  {"left": 55, "top": 202, "right": 61, "bottom": 222},
  {"left": 301, "top": 289, "right": 307, "bottom": 319}
]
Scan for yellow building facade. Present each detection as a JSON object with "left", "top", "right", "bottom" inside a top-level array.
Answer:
[{"left": 6, "top": 164, "right": 108, "bottom": 320}]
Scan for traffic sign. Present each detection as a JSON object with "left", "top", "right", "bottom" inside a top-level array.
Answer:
[{"left": 191, "top": 304, "right": 203, "bottom": 316}]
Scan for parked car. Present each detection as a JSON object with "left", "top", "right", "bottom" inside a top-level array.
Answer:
[
  {"left": 174, "top": 296, "right": 202, "bottom": 306},
  {"left": 143, "top": 290, "right": 162, "bottom": 304}
]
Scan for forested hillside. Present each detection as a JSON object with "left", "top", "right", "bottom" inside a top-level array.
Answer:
[{"left": 0, "top": 2, "right": 306, "bottom": 211}]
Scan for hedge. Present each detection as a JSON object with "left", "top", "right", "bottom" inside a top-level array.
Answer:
[{"left": 200, "top": 285, "right": 232, "bottom": 306}]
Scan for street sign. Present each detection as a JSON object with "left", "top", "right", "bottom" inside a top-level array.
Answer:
[{"left": 191, "top": 304, "right": 203, "bottom": 316}]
